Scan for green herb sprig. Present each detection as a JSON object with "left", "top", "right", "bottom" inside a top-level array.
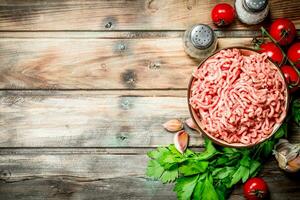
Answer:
[{"left": 146, "top": 124, "right": 287, "bottom": 200}]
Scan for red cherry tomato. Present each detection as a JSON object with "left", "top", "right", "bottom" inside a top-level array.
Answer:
[
  {"left": 281, "top": 65, "right": 300, "bottom": 85},
  {"left": 211, "top": 3, "right": 235, "bottom": 27},
  {"left": 270, "top": 18, "right": 296, "bottom": 46},
  {"left": 287, "top": 42, "right": 300, "bottom": 69},
  {"left": 259, "top": 42, "right": 284, "bottom": 65},
  {"left": 243, "top": 177, "right": 268, "bottom": 200}
]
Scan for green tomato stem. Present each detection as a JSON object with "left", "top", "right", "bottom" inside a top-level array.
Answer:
[{"left": 260, "top": 27, "right": 300, "bottom": 78}]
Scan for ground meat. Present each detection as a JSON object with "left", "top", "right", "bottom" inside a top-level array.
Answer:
[{"left": 190, "top": 48, "right": 287, "bottom": 145}]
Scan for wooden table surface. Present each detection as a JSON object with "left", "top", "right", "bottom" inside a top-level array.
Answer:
[{"left": 0, "top": 0, "right": 300, "bottom": 199}]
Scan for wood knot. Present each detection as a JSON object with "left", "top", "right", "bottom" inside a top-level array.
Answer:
[
  {"left": 100, "top": 63, "right": 108, "bottom": 71},
  {"left": 146, "top": 0, "right": 159, "bottom": 13},
  {"left": 103, "top": 17, "right": 117, "bottom": 29},
  {"left": 105, "top": 21, "right": 112, "bottom": 29},
  {"left": 119, "top": 97, "right": 134, "bottom": 110},
  {"left": 114, "top": 41, "right": 130, "bottom": 55},
  {"left": 121, "top": 70, "right": 137, "bottom": 88},
  {"left": 119, "top": 44, "right": 126, "bottom": 51},
  {"left": 0, "top": 169, "right": 11, "bottom": 180},
  {"left": 117, "top": 135, "right": 127, "bottom": 141},
  {"left": 186, "top": 0, "right": 196, "bottom": 10},
  {"left": 148, "top": 61, "right": 161, "bottom": 70}
]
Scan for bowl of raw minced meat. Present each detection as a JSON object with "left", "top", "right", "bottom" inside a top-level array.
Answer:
[{"left": 188, "top": 47, "right": 289, "bottom": 148}]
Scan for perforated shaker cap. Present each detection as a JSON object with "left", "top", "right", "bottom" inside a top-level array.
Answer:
[
  {"left": 243, "top": 0, "right": 268, "bottom": 12},
  {"left": 190, "top": 24, "right": 215, "bottom": 49}
]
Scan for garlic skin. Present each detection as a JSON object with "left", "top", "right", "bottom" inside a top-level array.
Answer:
[
  {"left": 163, "top": 119, "right": 183, "bottom": 132},
  {"left": 274, "top": 139, "right": 300, "bottom": 173},
  {"left": 287, "top": 157, "right": 300, "bottom": 173},
  {"left": 185, "top": 118, "right": 200, "bottom": 132},
  {"left": 174, "top": 130, "right": 189, "bottom": 154}
]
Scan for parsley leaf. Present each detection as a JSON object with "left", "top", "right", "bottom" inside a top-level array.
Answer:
[
  {"left": 192, "top": 174, "right": 206, "bottom": 200},
  {"left": 157, "top": 153, "right": 184, "bottom": 170},
  {"left": 214, "top": 156, "right": 229, "bottom": 166},
  {"left": 160, "top": 167, "right": 179, "bottom": 183},
  {"left": 147, "top": 147, "right": 170, "bottom": 160},
  {"left": 202, "top": 174, "right": 219, "bottom": 200},
  {"left": 149, "top": 146, "right": 186, "bottom": 170},
  {"left": 174, "top": 175, "right": 199, "bottom": 200},
  {"left": 215, "top": 183, "right": 229, "bottom": 200},
  {"left": 179, "top": 160, "right": 209, "bottom": 176},
  {"left": 228, "top": 165, "right": 249, "bottom": 187},
  {"left": 249, "top": 160, "right": 261, "bottom": 177},
  {"left": 212, "top": 166, "right": 235, "bottom": 180},
  {"left": 292, "top": 98, "right": 300, "bottom": 125},
  {"left": 261, "top": 140, "right": 275, "bottom": 158},
  {"left": 222, "top": 147, "right": 238, "bottom": 154},
  {"left": 196, "top": 138, "right": 218, "bottom": 160},
  {"left": 274, "top": 123, "right": 287, "bottom": 139},
  {"left": 146, "top": 160, "right": 164, "bottom": 180},
  {"left": 240, "top": 154, "right": 251, "bottom": 167},
  {"left": 192, "top": 181, "right": 203, "bottom": 200}
]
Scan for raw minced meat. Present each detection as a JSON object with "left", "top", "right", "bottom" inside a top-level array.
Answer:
[{"left": 190, "top": 48, "right": 287, "bottom": 144}]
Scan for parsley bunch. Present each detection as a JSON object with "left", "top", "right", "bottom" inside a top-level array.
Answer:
[{"left": 146, "top": 124, "right": 287, "bottom": 200}]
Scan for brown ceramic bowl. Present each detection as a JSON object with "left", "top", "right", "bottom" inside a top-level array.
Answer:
[{"left": 187, "top": 47, "right": 289, "bottom": 148}]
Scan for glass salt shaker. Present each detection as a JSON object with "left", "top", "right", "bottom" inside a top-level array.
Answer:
[
  {"left": 183, "top": 24, "right": 218, "bottom": 60},
  {"left": 235, "top": 0, "right": 269, "bottom": 25}
]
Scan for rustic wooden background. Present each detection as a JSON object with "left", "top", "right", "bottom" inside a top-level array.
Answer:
[{"left": 0, "top": 0, "right": 299, "bottom": 199}]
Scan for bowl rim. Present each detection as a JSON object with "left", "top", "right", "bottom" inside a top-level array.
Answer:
[{"left": 187, "top": 46, "right": 290, "bottom": 148}]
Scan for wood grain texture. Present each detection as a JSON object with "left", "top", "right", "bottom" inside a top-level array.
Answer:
[
  {"left": 0, "top": 149, "right": 299, "bottom": 199},
  {"left": 0, "top": 0, "right": 300, "bottom": 31},
  {"left": 0, "top": 36, "right": 253, "bottom": 89},
  {"left": 0, "top": 90, "right": 203, "bottom": 147},
  {"left": 1, "top": 1, "right": 300, "bottom": 199},
  {"left": 0, "top": 90, "right": 299, "bottom": 148}
]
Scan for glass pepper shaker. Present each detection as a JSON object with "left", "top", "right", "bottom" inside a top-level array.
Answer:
[
  {"left": 183, "top": 24, "right": 218, "bottom": 60},
  {"left": 235, "top": 0, "right": 269, "bottom": 25}
]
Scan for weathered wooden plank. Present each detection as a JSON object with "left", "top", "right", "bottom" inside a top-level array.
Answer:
[
  {"left": 1, "top": 176, "right": 298, "bottom": 200},
  {"left": 0, "top": 150, "right": 298, "bottom": 199},
  {"left": 0, "top": 90, "right": 299, "bottom": 148},
  {"left": 0, "top": 37, "right": 253, "bottom": 89},
  {"left": 0, "top": 0, "right": 300, "bottom": 31},
  {"left": 0, "top": 90, "right": 203, "bottom": 147},
  {"left": 0, "top": 177, "right": 176, "bottom": 200}
]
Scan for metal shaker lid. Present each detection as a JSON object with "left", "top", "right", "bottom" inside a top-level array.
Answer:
[
  {"left": 190, "top": 24, "right": 215, "bottom": 49},
  {"left": 243, "top": 0, "right": 268, "bottom": 12}
]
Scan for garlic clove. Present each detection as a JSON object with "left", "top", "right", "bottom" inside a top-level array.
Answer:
[
  {"left": 185, "top": 118, "right": 199, "bottom": 132},
  {"left": 274, "top": 151, "right": 288, "bottom": 170},
  {"left": 274, "top": 139, "right": 300, "bottom": 173},
  {"left": 286, "top": 156, "right": 300, "bottom": 173},
  {"left": 163, "top": 119, "right": 183, "bottom": 132},
  {"left": 174, "top": 130, "right": 189, "bottom": 154}
]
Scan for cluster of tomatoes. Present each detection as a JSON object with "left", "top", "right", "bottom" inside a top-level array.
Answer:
[
  {"left": 211, "top": 3, "right": 300, "bottom": 93},
  {"left": 259, "top": 19, "right": 299, "bottom": 93}
]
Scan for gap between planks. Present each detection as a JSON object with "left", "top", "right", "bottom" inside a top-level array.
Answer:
[
  {"left": 0, "top": 30, "right": 298, "bottom": 39},
  {"left": 0, "top": 147, "right": 203, "bottom": 155},
  {"left": 0, "top": 30, "right": 264, "bottom": 39}
]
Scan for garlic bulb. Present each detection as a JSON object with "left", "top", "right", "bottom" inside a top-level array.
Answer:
[{"left": 274, "top": 139, "right": 300, "bottom": 172}]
